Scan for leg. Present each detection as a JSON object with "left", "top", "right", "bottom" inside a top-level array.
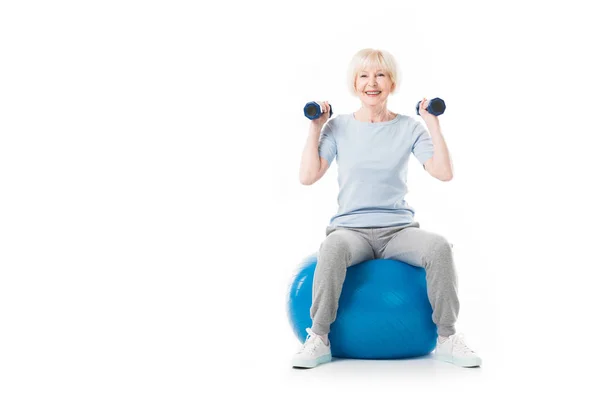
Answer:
[
  {"left": 310, "top": 227, "right": 374, "bottom": 335},
  {"left": 381, "top": 227, "right": 459, "bottom": 337}
]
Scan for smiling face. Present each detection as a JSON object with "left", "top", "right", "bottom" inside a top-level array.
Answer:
[{"left": 355, "top": 66, "right": 396, "bottom": 106}]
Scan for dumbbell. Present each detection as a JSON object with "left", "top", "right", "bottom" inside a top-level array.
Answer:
[
  {"left": 416, "top": 97, "right": 446, "bottom": 116},
  {"left": 304, "top": 101, "right": 333, "bottom": 120}
]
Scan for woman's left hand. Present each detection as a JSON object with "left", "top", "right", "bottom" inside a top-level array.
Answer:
[{"left": 419, "top": 97, "right": 438, "bottom": 122}]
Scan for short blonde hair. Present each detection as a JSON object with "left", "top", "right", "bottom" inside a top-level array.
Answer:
[{"left": 347, "top": 48, "right": 401, "bottom": 97}]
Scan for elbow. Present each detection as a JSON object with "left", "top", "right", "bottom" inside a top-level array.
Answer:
[
  {"left": 439, "top": 172, "right": 454, "bottom": 182},
  {"left": 435, "top": 164, "right": 454, "bottom": 182},
  {"left": 299, "top": 166, "right": 320, "bottom": 185},
  {"left": 299, "top": 174, "right": 315, "bottom": 186}
]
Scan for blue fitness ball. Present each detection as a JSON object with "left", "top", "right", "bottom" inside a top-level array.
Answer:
[{"left": 287, "top": 254, "right": 437, "bottom": 359}]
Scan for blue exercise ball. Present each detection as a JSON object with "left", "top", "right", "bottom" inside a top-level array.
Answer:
[{"left": 287, "top": 254, "right": 437, "bottom": 359}]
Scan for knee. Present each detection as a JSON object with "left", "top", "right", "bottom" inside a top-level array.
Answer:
[
  {"left": 426, "top": 235, "right": 453, "bottom": 261},
  {"left": 318, "top": 233, "right": 352, "bottom": 263}
]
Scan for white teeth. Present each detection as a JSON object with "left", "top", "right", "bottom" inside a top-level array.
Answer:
[{"left": 366, "top": 91, "right": 381, "bottom": 95}]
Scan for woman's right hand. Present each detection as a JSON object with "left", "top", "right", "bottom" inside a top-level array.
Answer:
[{"left": 310, "top": 101, "right": 331, "bottom": 128}]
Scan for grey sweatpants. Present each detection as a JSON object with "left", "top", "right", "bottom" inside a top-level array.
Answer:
[{"left": 310, "top": 222, "right": 459, "bottom": 338}]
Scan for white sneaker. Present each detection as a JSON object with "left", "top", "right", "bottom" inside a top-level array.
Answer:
[
  {"left": 434, "top": 333, "right": 482, "bottom": 367},
  {"left": 291, "top": 328, "right": 332, "bottom": 369}
]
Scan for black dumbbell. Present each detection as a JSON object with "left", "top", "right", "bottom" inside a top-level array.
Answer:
[
  {"left": 304, "top": 101, "right": 333, "bottom": 120},
  {"left": 416, "top": 97, "right": 446, "bottom": 116}
]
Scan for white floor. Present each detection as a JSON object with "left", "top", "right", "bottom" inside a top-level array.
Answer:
[
  {"left": 264, "top": 336, "right": 496, "bottom": 400},
  {"left": 215, "top": 333, "right": 594, "bottom": 400}
]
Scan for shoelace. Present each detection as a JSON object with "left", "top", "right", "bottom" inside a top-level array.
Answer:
[
  {"left": 452, "top": 333, "right": 476, "bottom": 355},
  {"left": 297, "top": 328, "right": 320, "bottom": 355}
]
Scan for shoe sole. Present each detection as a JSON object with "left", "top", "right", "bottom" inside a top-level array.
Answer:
[
  {"left": 292, "top": 354, "right": 332, "bottom": 369},
  {"left": 433, "top": 353, "right": 482, "bottom": 368}
]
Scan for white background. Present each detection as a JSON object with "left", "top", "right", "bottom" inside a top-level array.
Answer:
[{"left": 1, "top": 0, "right": 599, "bottom": 398}]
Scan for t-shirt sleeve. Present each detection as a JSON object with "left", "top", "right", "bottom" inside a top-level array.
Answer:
[
  {"left": 318, "top": 122, "right": 337, "bottom": 165},
  {"left": 411, "top": 120, "right": 434, "bottom": 166}
]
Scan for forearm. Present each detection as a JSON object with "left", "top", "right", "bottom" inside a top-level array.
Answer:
[
  {"left": 299, "top": 125, "right": 322, "bottom": 184},
  {"left": 425, "top": 118, "right": 453, "bottom": 179}
]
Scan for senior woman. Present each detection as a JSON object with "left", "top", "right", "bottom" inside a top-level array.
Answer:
[{"left": 292, "top": 48, "right": 482, "bottom": 369}]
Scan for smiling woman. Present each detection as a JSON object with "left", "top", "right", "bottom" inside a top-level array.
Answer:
[
  {"left": 292, "top": 47, "right": 482, "bottom": 370},
  {"left": 347, "top": 49, "right": 401, "bottom": 94},
  {"left": 346, "top": 48, "right": 401, "bottom": 123}
]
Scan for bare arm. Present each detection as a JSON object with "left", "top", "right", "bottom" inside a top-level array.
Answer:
[
  {"left": 417, "top": 98, "right": 453, "bottom": 182},
  {"left": 299, "top": 124, "right": 330, "bottom": 185},
  {"left": 422, "top": 117, "right": 453, "bottom": 181},
  {"left": 299, "top": 101, "right": 332, "bottom": 185}
]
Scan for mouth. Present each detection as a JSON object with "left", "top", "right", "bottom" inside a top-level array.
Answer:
[{"left": 365, "top": 91, "right": 382, "bottom": 97}]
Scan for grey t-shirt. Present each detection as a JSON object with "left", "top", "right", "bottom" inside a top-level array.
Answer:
[{"left": 318, "top": 113, "right": 434, "bottom": 228}]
